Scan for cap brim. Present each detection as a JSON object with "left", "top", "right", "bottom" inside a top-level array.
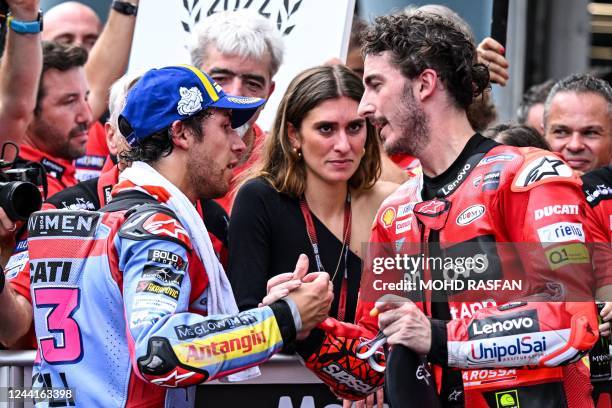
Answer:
[{"left": 211, "top": 95, "right": 266, "bottom": 128}]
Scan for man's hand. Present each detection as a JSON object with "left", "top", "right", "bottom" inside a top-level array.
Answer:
[
  {"left": 260, "top": 254, "right": 310, "bottom": 306},
  {"left": 477, "top": 37, "right": 509, "bottom": 86},
  {"left": 374, "top": 295, "right": 431, "bottom": 355},
  {"left": 342, "top": 388, "right": 384, "bottom": 408},
  {"left": 6, "top": 0, "right": 40, "bottom": 19},
  {"left": 599, "top": 302, "right": 612, "bottom": 338},
  {"left": 286, "top": 269, "right": 333, "bottom": 336},
  {"left": 0, "top": 208, "right": 19, "bottom": 267}
]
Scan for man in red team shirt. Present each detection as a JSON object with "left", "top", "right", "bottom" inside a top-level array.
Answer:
[{"left": 18, "top": 41, "right": 92, "bottom": 197}]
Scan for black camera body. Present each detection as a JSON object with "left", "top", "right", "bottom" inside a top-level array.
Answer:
[{"left": 0, "top": 143, "right": 44, "bottom": 222}]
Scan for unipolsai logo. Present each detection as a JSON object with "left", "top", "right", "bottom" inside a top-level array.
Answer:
[{"left": 181, "top": 0, "right": 303, "bottom": 36}]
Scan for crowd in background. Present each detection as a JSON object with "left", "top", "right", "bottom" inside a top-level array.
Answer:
[{"left": 0, "top": 0, "right": 610, "bottom": 407}]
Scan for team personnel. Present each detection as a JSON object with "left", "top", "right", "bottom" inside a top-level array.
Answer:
[
  {"left": 189, "top": 10, "right": 283, "bottom": 212},
  {"left": 274, "top": 10, "right": 600, "bottom": 407},
  {"left": 18, "top": 41, "right": 92, "bottom": 197},
  {"left": 27, "top": 65, "right": 332, "bottom": 407},
  {"left": 544, "top": 74, "right": 612, "bottom": 174}
]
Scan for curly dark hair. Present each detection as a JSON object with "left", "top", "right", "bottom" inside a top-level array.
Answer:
[
  {"left": 362, "top": 11, "right": 489, "bottom": 109},
  {"left": 35, "top": 41, "right": 89, "bottom": 114},
  {"left": 119, "top": 110, "right": 212, "bottom": 164}
]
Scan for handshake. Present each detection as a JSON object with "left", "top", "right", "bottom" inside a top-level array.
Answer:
[{"left": 261, "top": 254, "right": 334, "bottom": 339}]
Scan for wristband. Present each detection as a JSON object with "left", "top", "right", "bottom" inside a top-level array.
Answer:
[
  {"left": 111, "top": 0, "right": 138, "bottom": 16},
  {"left": 7, "top": 11, "right": 43, "bottom": 34}
]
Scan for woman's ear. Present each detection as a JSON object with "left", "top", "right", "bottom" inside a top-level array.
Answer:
[{"left": 287, "top": 122, "right": 301, "bottom": 149}]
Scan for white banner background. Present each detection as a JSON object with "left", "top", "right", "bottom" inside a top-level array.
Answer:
[{"left": 129, "top": 0, "right": 355, "bottom": 131}]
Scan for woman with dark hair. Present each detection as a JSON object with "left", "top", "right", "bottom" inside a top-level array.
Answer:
[
  {"left": 483, "top": 123, "right": 552, "bottom": 150},
  {"left": 228, "top": 65, "right": 397, "bottom": 325}
]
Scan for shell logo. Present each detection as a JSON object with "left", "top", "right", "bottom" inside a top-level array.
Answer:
[{"left": 380, "top": 207, "right": 396, "bottom": 228}]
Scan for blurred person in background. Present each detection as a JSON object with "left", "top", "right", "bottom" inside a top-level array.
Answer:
[
  {"left": 19, "top": 41, "right": 91, "bottom": 197},
  {"left": 516, "top": 80, "right": 556, "bottom": 135},
  {"left": 42, "top": 1, "right": 101, "bottom": 50},
  {"left": 483, "top": 123, "right": 552, "bottom": 150}
]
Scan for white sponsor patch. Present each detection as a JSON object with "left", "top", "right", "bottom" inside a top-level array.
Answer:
[
  {"left": 395, "top": 216, "right": 413, "bottom": 234},
  {"left": 130, "top": 309, "right": 165, "bottom": 329},
  {"left": 177, "top": 86, "right": 203, "bottom": 115},
  {"left": 537, "top": 222, "right": 585, "bottom": 247},
  {"left": 514, "top": 156, "right": 573, "bottom": 188},
  {"left": 397, "top": 203, "right": 414, "bottom": 218},
  {"left": 226, "top": 96, "right": 261, "bottom": 104},
  {"left": 448, "top": 329, "right": 570, "bottom": 368},
  {"left": 456, "top": 205, "right": 485, "bottom": 226},
  {"left": 4, "top": 251, "right": 29, "bottom": 280},
  {"left": 132, "top": 293, "right": 177, "bottom": 314},
  {"left": 477, "top": 154, "right": 515, "bottom": 167},
  {"left": 534, "top": 205, "right": 579, "bottom": 220}
]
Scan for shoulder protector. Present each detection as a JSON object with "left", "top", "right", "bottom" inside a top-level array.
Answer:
[
  {"left": 511, "top": 149, "right": 580, "bottom": 192},
  {"left": 118, "top": 203, "right": 192, "bottom": 251}
]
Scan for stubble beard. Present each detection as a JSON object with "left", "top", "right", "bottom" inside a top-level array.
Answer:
[
  {"left": 32, "top": 117, "right": 88, "bottom": 160},
  {"left": 383, "top": 85, "right": 430, "bottom": 158},
  {"left": 190, "top": 157, "right": 230, "bottom": 200}
]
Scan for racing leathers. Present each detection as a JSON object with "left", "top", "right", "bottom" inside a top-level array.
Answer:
[
  {"left": 297, "top": 134, "right": 600, "bottom": 407},
  {"left": 581, "top": 165, "right": 612, "bottom": 288},
  {"left": 4, "top": 165, "right": 229, "bottom": 350},
  {"left": 27, "top": 185, "right": 299, "bottom": 407}
]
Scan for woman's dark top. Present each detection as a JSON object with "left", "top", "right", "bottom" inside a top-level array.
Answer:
[{"left": 228, "top": 177, "right": 361, "bottom": 323}]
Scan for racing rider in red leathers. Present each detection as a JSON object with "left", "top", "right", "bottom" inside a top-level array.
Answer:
[{"left": 278, "top": 11, "right": 602, "bottom": 408}]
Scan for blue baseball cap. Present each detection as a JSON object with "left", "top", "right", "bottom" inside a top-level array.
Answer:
[{"left": 118, "top": 65, "right": 266, "bottom": 146}]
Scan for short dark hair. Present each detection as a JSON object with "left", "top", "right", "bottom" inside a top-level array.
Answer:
[
  {"left": 516, "top": 79, "right": 555, "bottom": 124},
  {"left": 119, "top": 110, "right": 211, "bottom": 164},
  {"left": 35, "top": 41, "right": 88, "bottom": 114},
  {"left": 483, "top": 123, "right": 551, "bottom": 150},
  {"left": 362, "top": 11, "right": 489, "bottom": 109},
  {"left": 544, "top": 74, "right": 612, "bottom": 127}
]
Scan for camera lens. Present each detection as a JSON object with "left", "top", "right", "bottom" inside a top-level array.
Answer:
[{"left": 0, "top": 181, "right": 43, "bottom": 221}]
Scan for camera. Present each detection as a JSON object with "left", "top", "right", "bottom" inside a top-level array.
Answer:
[{"left": 0, "top": 142, "right": 43, "bottom": 221}]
